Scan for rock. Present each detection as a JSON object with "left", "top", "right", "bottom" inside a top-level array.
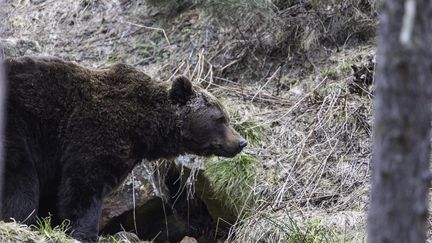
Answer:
[
  {"left": 100, "top": 161, "right": 216, "bottom": 242},
  {"left": 174, "top": 155, "right": 237, "bottom": 234},
  {"left": 99, "top": 156, "right": 237, "bottom": 242},
  {"left": 0, "top": 38, "right": 41, "bottom": 58},
  {"left": 100, "top": 163, "right": 159, "bottom": 230},
  {"left": 180, "top": 236, "right": 198, "bottom": 243}
]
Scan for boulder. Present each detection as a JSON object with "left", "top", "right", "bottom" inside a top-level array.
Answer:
[{"left": 100, "top": 161, "right": 217, "bottom": 242}]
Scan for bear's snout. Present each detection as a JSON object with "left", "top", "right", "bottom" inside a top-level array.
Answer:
[
  {"left": 220, "top": 127, "right": 247, "bottom": 157},
  {"left": 239, "top": 139, "right": 248, "bottom": 149}
]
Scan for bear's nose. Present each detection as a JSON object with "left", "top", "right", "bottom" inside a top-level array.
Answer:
[{"left": 239, "top": 139, "right": 248, "bottom": 149}]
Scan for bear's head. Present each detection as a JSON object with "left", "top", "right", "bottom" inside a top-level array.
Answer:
[{"left": 170, "top": 76, "right": 247, "bottom": 158}]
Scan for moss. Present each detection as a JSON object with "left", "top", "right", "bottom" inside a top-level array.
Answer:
[
  {"left": 320, "top": 70, "right": 339, "bottom": 80},
  {"left": 340, "top": 62, "right": 353, "bottom": 74}
]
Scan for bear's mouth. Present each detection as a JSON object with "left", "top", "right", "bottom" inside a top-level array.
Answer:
[
  {"left": 184, "top": 140, "right": 244, "bottom": 158},
  {"left": 207, "top": 144, "right": 243, "bottom": 158}
]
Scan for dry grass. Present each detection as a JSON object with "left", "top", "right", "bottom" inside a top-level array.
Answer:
[
  {"left": 173, "top": 42, "right": 374, "bottom": 242},
  {"left": 0, "top": 220, "right": 78, "bottom": 243},
  {"left": 178, "top": 0, "right": 378, "bottom": 83},
  {"left": 0, "top": 219, "right": 142, "bottom": 243},
  {"left": 218, "top": 53, "right": 372, "bottom": 242}
]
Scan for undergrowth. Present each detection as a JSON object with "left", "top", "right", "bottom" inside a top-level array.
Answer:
[
  {"left": 229, "top": 211, "right": 340, "bottom": 243},
  {"left": 0, "top": 219, "right": 76, "bottom": 243},
  {"left": 0, "top": 217, "right": 132, "bottom": 243},
  {"left": 150, "top": 0, "right": 377, "bottom": 82},
  {"left": 205, "top": 154, "right": 259, "bottom": 213},
  {"left": 32, "top": 216, "right": 73, "bottom": 242}
]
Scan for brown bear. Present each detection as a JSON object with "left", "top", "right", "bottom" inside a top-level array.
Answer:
[{"left": 2, "top": 56, "right": 247, "bottom": 241}]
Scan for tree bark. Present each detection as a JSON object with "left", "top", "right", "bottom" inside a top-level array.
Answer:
[
  {"left": 0, "top": 0, "right": 6, "bottom": 217},
  {"left": 367, "top": 0, "right": 432, "bottom": 242}
]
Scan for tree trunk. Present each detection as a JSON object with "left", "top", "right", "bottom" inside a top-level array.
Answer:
[
  {"left": 0, "top": 0, "right": 6, "bottom": 217},
  {"left": 367, "top": 0, "right": 432, "bottom": 242}
]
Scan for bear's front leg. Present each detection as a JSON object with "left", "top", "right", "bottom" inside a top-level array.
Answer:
[
  {"left": 57, "top": 175, "right": 106, "bottom": 242},
  {"left": 56, "top": 157, "right": 125, "bottom": 242}
]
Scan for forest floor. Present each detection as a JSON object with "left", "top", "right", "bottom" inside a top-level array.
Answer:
[{"left": 1, "top": 0, "right": 377, "bottom": 242}]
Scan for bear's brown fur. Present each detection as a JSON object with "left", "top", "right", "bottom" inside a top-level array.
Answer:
[{"left": 2, "top": 56, "right": 247, "bottom": 241}]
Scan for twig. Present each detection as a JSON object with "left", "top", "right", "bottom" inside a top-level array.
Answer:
[
  {"left": 251, "top": 67, "right": 281, "bottom": 102},
  {"left": 167, "top": 62, "right": 186, "bottom": 82},
  {"left": 272, "top": 77, "right": 328, "bottom": 123},
  {"left": 120, "top": 20, "right": 171, "bottom": 45}
]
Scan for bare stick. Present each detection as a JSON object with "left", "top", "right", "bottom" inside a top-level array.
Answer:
[
  {"left": 251, "top": 67, "right": 281, "bottom": 102},
  {"left": 120, "top": 21, "right": 171, "bottom": 46}
]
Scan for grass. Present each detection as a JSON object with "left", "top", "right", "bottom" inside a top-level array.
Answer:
[
  {"left": 0, "top": 221, "right": 46, "bottom": 243},
  {"left": 204, "top": 154, "right": 259, "bottom": 213},
  {"left": 340, "top": 62, "right": 353, "bottom": 74},
  {"left": 211, "top": 47, "right": 373, "bottom": 242},
  {"left": 173, "top": 47, "right": 373, "bottom": 242},
  {"left": 227, "top": 104, "right": 266, "bottom": 145},
  {"left": 31, "top": 217, "right": 74, "bottom": 242},
  {"left": 233, "top": 118, "right": 265, "bottom": 145},
  {"left": 231, "top": 211, "right": 339, "bottom": 243},
  {"left": 0, "top": 217, "right": 137, "bottom": 243},
  {"left": 320, "top": 70, "right": 339, "bottom": 80},
  {"left": 0, "top": 219, "right": 77, "bottom": 243}
]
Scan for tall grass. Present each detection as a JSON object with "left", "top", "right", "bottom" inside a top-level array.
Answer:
[{"left": 204, "top": 154, "right": 259, "bottom": 213}]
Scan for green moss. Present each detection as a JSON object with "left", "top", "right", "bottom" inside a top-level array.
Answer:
[
  {"left": 340, "top": 62, "right": 353, "bottom": 74},
  {"left": 204, "top": 154, "right": 259, "bottom": 213},
  {"left": 320, "top": 70, "right": 339, "bottom": 80}
]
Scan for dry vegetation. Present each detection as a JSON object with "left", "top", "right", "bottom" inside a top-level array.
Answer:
[{"left": 1, "top": 0, "right": 377, "bottom": 242}]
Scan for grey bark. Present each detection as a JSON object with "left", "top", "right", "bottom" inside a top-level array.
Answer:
[
  {"left": 0, "top": 0, "right": 6, "bottom": 217},
  {"left": 367, "top": 0, "right": 432, "bottom": 243}
]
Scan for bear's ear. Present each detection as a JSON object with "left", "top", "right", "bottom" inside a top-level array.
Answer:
[{"left": 170, "top": 75, "right": 194, "bottom": 104}]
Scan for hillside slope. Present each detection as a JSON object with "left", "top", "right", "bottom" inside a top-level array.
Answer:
[{"left": 1, "top": 0, "right": 376, "bottom": 242}]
